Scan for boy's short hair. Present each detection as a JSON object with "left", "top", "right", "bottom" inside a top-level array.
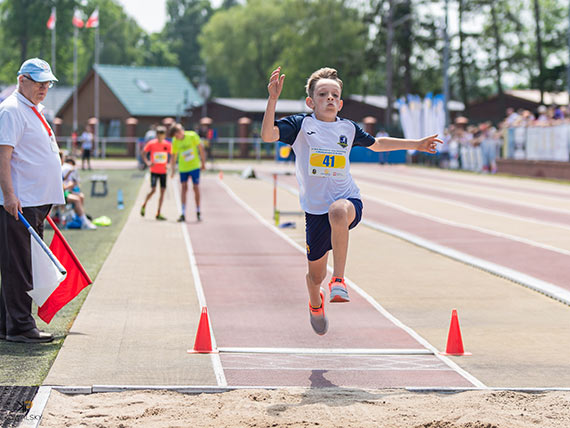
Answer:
[
  {"left": 156, "top": 125, "right": 167, "bottom": 135},
  {"left": 169, "top": 123, "right": 184, "bottom": 138},
  {"left": 305, "top": 67, "right": 343, "bottom": 98}
]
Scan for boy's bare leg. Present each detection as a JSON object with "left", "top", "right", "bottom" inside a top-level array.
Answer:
[
  {"left": 180, "top": 182, "right": 188, "bottom": 209},
  {"left": 328, "top": 199, "right": 356, "bottom": 278},
  {"left": 142, "top": 188, "right": 155, "bottom": 208},
  {"left": 157, "top": 188, "right": 166, "bottom": 215},
  {"left": 306, "top": 254, "right": 328, "bottom": 307},
  {"left": 193, "top": 184, "right": 200, "bottom": 209}
]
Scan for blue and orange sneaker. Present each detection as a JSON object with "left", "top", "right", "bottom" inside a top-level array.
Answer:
[
  {"left": 309, "top": 288, "right": 328, "bottom": 336},
  {"left": 329, "top": 277, "right": 350, "bottom": 303}
]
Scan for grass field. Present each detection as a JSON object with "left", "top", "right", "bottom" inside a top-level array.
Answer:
[{"left": 0, "top": 168, "right": 144, "bottom": 386}]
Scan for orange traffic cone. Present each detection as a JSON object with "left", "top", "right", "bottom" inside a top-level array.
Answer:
[
  {"left": 441, "top": 309, "right": 471, "bottom": 356},
  {"left": 188, "top": 307, "right": 218, "bottom": 354},
  {"left": 218, "top": 170, "right": 224, "bottom": 180}
]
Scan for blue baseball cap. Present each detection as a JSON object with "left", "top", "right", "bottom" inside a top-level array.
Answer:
[{"left": 17, "top": 58, "right": 58, "bottom": 82}]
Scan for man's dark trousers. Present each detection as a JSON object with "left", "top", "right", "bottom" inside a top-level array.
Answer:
[{"left": 0, "top": 205, "right": 51, "bottom": 336}]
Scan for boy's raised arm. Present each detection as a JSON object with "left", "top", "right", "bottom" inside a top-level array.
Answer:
[
  {"left": 369, "top": 134, "right": 442, "bottom": 153},
  {"left": 261, "top": 67, "right": 285, "bottom": 142}
]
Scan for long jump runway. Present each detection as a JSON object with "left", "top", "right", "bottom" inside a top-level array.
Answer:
[{"left": 185, "top": 176, "right": 477, "bottom": 389}]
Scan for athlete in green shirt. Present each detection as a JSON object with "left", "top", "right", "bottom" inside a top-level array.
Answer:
[{"left": 170, "top": 123, "right": 206, "bottom": 222}]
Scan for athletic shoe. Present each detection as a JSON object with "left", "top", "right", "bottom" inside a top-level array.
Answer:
[
  {"left": 177, "top": 214, "right": 186, "bottom": 222},
  {"left": 309, "top": 288, "right": 328, "bottom": 336},
  {"left": 156, "top": 214, "right": 167, "bottom": 221},
  {"left": 81, "top": 219, "right": 97, "bottom": 230},
  {"left": 196, "top": 212, "right": 201, "bottom": 221},
  {"left": 329, "top": 277, "right": 350, "bottom": 303},
  {"left": 140, "top": 206, "right": 145, "bottom": 217}
]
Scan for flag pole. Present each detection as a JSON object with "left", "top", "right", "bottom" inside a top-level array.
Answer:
[
  {"left": 18, "top": 212, "right": 66, "bottom": 275},
  {"left": 73, "top": 24, "right": 78, "bottom": 136},
  {"left": 51, "top": 7, "right": 56, "bottom": 74},
  {"left": 94, "top": 21, "right": 100, "bottom": 158}
]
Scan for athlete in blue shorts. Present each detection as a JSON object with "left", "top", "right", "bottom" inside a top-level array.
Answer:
[{"left": 261, "top": 66, "right": 442, "bottom": 335}]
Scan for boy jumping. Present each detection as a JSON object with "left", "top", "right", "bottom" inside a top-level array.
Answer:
[{"left": 261, "top": 67, "right": 441, "bottom": 335}]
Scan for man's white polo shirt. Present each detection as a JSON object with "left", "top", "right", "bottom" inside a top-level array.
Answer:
[{"left": 0, "top": 91, "right": 64, "bottom": 207}]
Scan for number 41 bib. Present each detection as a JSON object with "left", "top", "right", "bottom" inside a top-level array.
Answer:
[{"left": 309, "top": 147, "right": 347, "bottom": 177}]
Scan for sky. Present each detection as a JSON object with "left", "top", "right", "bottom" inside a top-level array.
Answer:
[{"left": 116, "top": 0, "right": 222, "bottom": 34}]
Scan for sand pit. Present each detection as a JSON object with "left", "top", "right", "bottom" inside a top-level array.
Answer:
[{"left": 39, "top": 388, "right": 570, "bottom": 428}]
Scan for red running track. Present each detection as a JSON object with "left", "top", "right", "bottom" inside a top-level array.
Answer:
[{"left": 185, "top": 177, "right": 474, "bottom": 388}]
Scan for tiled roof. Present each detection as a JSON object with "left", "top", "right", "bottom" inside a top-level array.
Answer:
[{"left": 95, "top": 64, "right": 203, "bottom": 116}]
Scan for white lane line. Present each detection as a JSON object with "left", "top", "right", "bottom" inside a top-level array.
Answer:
[
  {"left": 218, "top": 177, "right": 486, "bottom": 389},
  {"left": 19, "top": 386, "right": 51, "bottom": 428},
  {"left": 218, "top": 347, "right": 432, "bottom": 355},
  {"left": 266, "top": 172, "right": 570, "bottom": 305},
  {"left": 171, "top": 179, "right": 227, "bottom": 387},
  {"left": 363, "top": 193, "right": 570, "bottom": 257},
  {"left": 354, "top": 170, "right": 570, "bottom": 213},
  {"left": 358, "top": 178, "right": 570, "bottom": 232},
  {"left": 363, "top": 218, "right": 570, "bottom": 306}
]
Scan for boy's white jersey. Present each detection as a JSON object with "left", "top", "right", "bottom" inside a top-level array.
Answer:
[{"left": 276, "top": 114, "right": 375, "bottom": 214}]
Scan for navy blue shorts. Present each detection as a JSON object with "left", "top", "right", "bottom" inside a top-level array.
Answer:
[
  {"left": 305, "top": 198, "right": 363, "bottom": 261},
  {"left": 180, "top": 169, "right": 200, "bottom": 185}
]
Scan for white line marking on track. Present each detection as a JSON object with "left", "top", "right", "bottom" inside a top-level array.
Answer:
[
  {"left": 267, "top": 173, "right": 570, "bottom": 306},
  {"left": 171, "top": 179, "right": 227, "bottom": 387},
  {"left": 363, "top": 218, "right": 570, "bottom": 306},
  {"left": 218, "top": 177, "right": 486, "bottom": 388},
  {"left": 354, "top": 172, "right": 570, "bottom": 215},
  {"left": 218, "top": 347, "right": 432, "bottom": 355},
  {"left": 359, "top": 178, "right": 570, "bottom": 232},
  {"left": 363, "top": 193, "right": 570, "bottom": 257}
]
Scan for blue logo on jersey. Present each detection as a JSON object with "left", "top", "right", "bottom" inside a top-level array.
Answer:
[{"left": 337, "top": 135, "right": 348, "bottom": 148}]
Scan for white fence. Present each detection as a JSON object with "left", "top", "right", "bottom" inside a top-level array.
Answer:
[{"left": 506, "top": 125, "right": 570, "bottom": 162}]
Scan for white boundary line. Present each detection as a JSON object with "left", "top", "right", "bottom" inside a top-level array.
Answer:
[
  {"left": 218, "top": 177, "right": 486, "bottom": 389},
  {"left": 363, "top": 193, "right": 570, "bottom": 257},
  {"left": 267, "top": 173, "right": 570, "bottom": 306},
  {"left": 19, "top": 386, "right": 51, "bottom": 428},
  {"left": 358, "top": 177, "right": 570, "bottom": 232},
  {"left": 171, "top": 180, "right": 227, "bottom": 387},
  {"left": 218, "top": 347, "right": 432, "bottom": 355},
  {"left": 363, "top": 218, "right": 570, "bottom": 306},
  {"left": 354, "top": 171, "right": 570, "bottom": 216},
  {"left": 48, "top": 384, "right": 570, "bottom": 394}
]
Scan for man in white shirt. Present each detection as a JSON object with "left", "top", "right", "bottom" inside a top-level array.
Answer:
[{"left": 0, "top": 58, "right": 63, "bottom": 343}]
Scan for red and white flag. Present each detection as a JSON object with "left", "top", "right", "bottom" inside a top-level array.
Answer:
[
  {"left": 86, "top": 9, "right": 99, "bottom": 29},
  {"left": 46, "top": 8, "right": 56, "bottom": 30},
  {"left": 37, "top": 216, "right": 92, "bottom": 324},
  {"left": 72, "top": 9, "right": 84, "bottom": 28}
]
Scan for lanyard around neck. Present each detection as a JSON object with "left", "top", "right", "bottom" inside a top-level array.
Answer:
[{"left": 30, "top": 106, "right": 53, "bottom": 137}]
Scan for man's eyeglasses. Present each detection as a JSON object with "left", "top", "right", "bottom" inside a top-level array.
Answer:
[{"left": 23, "top": 75, "right": 54, "bottom": 89}]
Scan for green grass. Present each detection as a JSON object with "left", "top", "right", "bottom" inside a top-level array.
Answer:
[{"left": 0, "top": 168, "right": 144, "bottom": 386}]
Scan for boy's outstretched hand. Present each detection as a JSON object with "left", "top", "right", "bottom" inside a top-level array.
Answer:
[
  {"left": 417, "top": 134, "right": 443, "bottom": 153},
  {"left": 268, "top": 67, "right": 285, "bottom": 100}
]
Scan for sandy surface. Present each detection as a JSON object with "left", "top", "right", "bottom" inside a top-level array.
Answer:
[{"left": 40, "top": 388, "right": 570, "bottom": 428}]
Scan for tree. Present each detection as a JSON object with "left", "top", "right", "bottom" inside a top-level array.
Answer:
[
  {"left": 200, "top": 0, "right": 367, "bottom": 98},
  {"left": 164, "top": 0, "right": 213, "bottom": 82}
]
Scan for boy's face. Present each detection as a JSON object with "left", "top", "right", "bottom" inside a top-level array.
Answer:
[{"left": 306, "top": 79, "right": 343, "bottom": 121}]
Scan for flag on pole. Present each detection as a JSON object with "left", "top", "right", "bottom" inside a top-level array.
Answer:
[
  {"left": 86, "top": 9, "right": 99, "bottom": 29},
  {"left": 72, "top": 9, "right": 84, "bottom": 28},
  {"left": 17, "top": 213, "right": 66, "bottom": 307},
  {"left": 38, "top": 216, "right": 92, "bottom": 324},
  {"left": 46, "top": 8, "right": 56, "bottom": 30}
]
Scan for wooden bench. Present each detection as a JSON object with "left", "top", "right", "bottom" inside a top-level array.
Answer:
[{"left": 90, "top": 174, "right": 108, "bottom": 197}]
